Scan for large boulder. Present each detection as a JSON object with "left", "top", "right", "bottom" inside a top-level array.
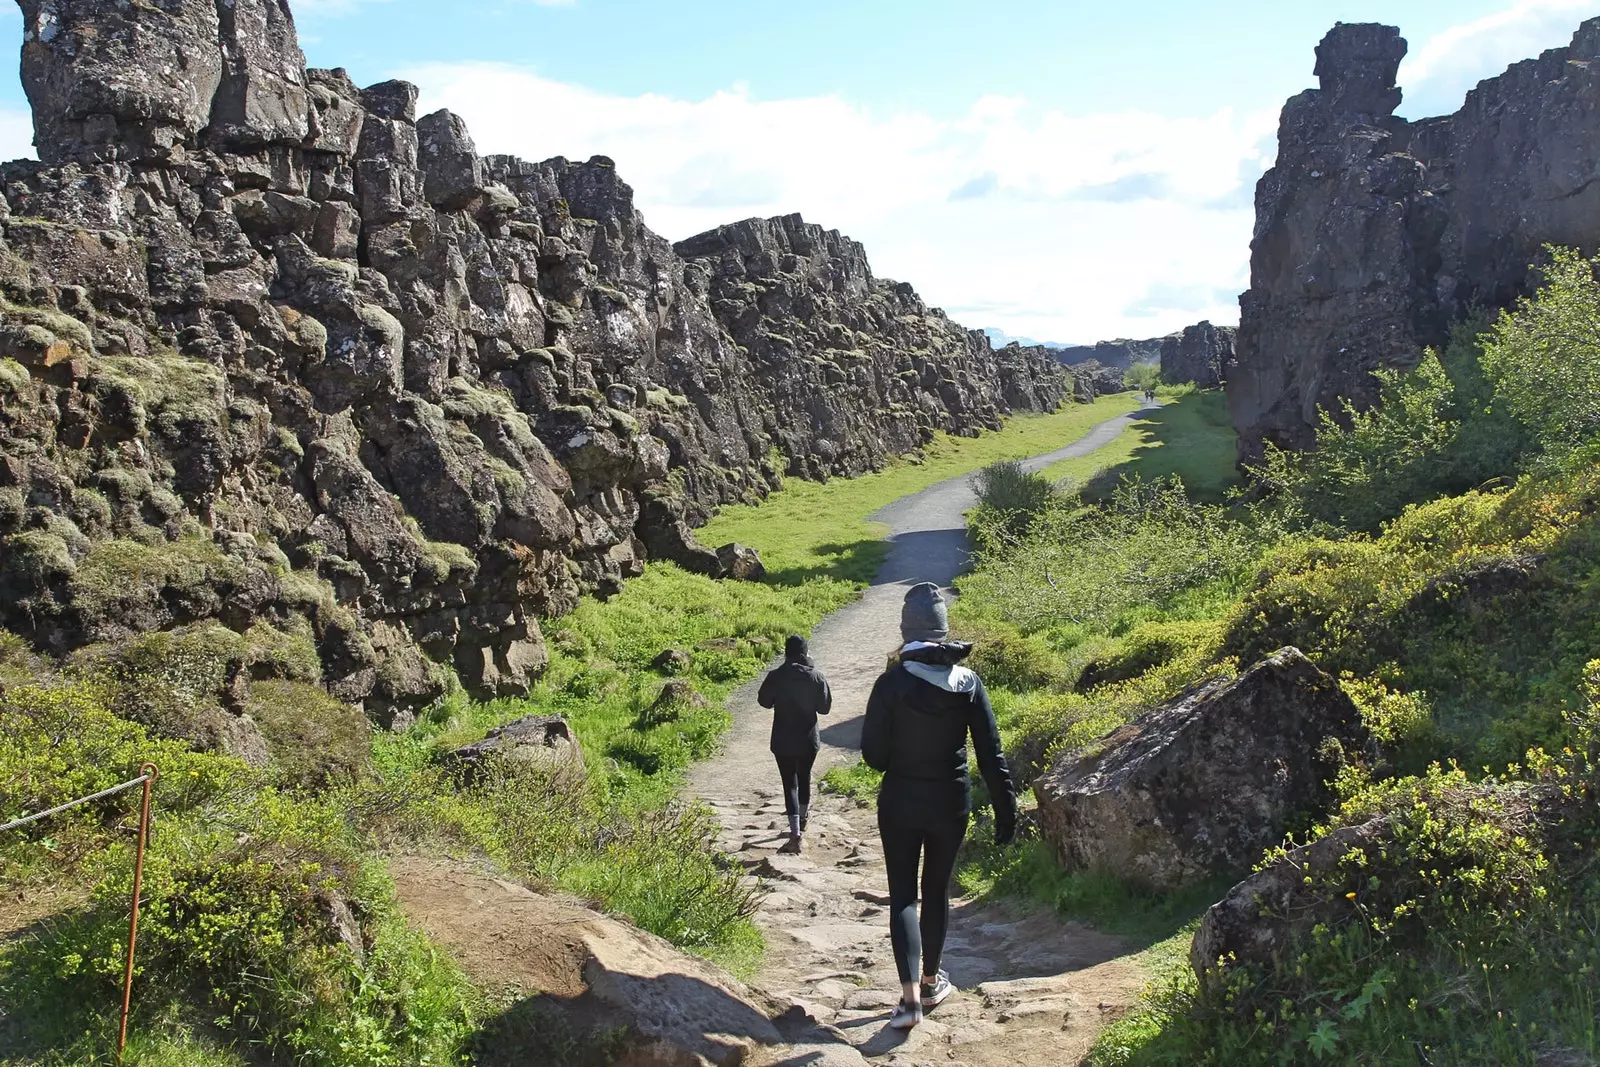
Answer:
[
  {"left": 450, "top": 714, "right": 584, "bottom": 783},
  {"left": 716, "top": 542, "right": 765, "bottom": 582},
  {"left": 1033, "top": 647, "right": 1368, "bottom": 892},
  {"left": 1190, "top": 816, "right": 1385, "bottom": 983}
]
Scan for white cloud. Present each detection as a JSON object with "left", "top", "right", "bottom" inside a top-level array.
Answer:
[
  {"left": 401, "top": 60, "right": 1275, "bottom": 342},
  {"left": 0, "top": 105, "right": 35, "bottom": 162},
  {"left": 1400, "top": 0, "right": 1595, "bottom": 117}
]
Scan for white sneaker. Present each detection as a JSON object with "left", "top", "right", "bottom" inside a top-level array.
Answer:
[
  {"left": 888, "top": 999, "right": 922, "bottom": 1030},
  {"left": 921, "top": 970, "right": 953, "bottom": 1008}
]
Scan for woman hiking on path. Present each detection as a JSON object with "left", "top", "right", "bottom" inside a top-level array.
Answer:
[
  {"left": 862, "top": 583, "right": 1018, "bottom": 1030},
  {"left": 757, "top": 635, "right": 833, "bottom": 854}
]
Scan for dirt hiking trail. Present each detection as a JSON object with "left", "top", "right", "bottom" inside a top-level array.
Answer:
[{"left": 690, "top": 404, "right": 1159, "bottom": 1065}]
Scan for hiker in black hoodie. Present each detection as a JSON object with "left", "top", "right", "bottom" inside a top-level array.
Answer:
[
  {"left": 862, "top": 582, "right": 1017, "bottom": 1031},
  {"left": 758, "top": 635, "right": 832, "bottom": 854}
]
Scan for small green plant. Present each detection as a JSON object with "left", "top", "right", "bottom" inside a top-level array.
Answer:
[{"left": 972, "top": 459, "right": 1056, "bottom": 534}]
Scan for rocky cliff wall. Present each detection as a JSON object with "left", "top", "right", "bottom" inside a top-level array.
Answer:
[
  {"left": 1160, "top": 321, "right": 1235, "bottom": 388},
  {"left": 0, "top": 0, "right": 1064, "bottom": 734},
  {"left": 676, "top": 215, "right": 1067, "bottom": 479},
  {"left": 1054, "top": 336, "right": 1165, "bottom": 373},
  {"left": 1232, "top": 17, "right": 1600, "bottom": 465}
]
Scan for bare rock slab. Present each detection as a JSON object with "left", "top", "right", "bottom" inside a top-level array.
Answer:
[
  {"left": 393, "top": 859, "right": 786, "bottom": 1067},
  {"left": 1033, "top": 647, "right": 1367, "bottom": 891}
]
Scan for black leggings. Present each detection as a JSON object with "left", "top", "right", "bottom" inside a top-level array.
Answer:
[
  {"left": 774, "top": 750, "right": 817, "bottom": 818},
  {"left": 878, "top": 815, "right": 968, "bottom": 984}
]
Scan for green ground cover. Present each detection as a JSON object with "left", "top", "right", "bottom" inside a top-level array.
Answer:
[
  {"left": 1040, "top": 387, "right": 1240, "bottom": 503},
  {"left": 2, "top": 392, "right": 1145, "bottom": 1065},
  {"left": 939, "top": 252, "right": 1600, "bottom": 1065}
]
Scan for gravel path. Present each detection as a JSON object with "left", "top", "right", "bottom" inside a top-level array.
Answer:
[
  {"left": 688, "top": 401, "right": 1160, "bottom": 796},
  {"left": 689, "top": 403, "right": 1160, "bottom": 1065}
]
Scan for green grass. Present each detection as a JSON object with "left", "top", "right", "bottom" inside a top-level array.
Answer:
[
  {"left": 819, "top": 760, "right": 882, "bottom": 804},
  {"left": 1041, "top": 389, "right": 1239, "bottom": 503},
  {"left": 703, "top": 392, "right": 1144, "bottom": 585}
]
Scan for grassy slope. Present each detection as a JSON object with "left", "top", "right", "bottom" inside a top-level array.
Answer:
[{"left": 1041, "top": 389, "right": 1240, "bottom": 503}]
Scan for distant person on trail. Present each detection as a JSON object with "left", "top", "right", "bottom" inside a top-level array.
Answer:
[
  {"left": 758, "top": 635, "right": 832, "bottom": 855},
  {"left": 862, "top": 583, "right": 1017, "bottom": 1031}
]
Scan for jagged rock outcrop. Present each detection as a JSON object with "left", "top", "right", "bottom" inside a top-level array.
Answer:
[
  {"left": 0, "top": 0, "right": 1065, "bottom": 733},
  {"left": 1004, "top": 344, "right": 1125, "bottom": 401},
  {"left": 1232, "top": 17, "right": 1600, "bottom": 465},
  {"left": 1054, "top": 336, "right": 1165, "bottom": 373},
  {"left": 676, "top": 216, "right": 1067, "bottom": 480},
  {"left": 1032, "top": 648, "right": 1368, "bottom": 892},
  {"left": 1159, "top": 321, "right": 1235, "bottom": 387}
]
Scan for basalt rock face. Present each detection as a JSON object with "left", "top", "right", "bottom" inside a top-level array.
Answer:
[
  {"left": 1160, "top": 321, "right": 1235, "bottom": 388},
  {"left": 676, "top": 216, "right": 1068, "bottom": 480},
  {"left": 1003, "top": 344, "right": 1124, "bottom": 402},
  {"left": 0, "top": 0, "right": 1064, "bottom": 731},
  {"left": 1054, "top": 336, "right": 1164, "bottom": 373},
  {"left": 1232, "top": 18, "right": 1600, "bottom": 466}
]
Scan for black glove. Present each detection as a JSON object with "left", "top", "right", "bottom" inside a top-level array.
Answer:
[{"left": 994, "top": 801, "right": 1017, "bottom": 847}]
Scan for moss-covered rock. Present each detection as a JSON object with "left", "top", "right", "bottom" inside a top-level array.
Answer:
[{"left": 245, "top": 680, "right": 371, "bottom": 786}]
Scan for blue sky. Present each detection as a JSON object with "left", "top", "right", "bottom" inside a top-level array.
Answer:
[{"left": 0, "top": 0, "right": 1594, "bottom": 341}]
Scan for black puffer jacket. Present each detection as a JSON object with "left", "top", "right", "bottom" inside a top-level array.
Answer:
[
  {"left": 758, "top": 656, "right": 832, "bottom": 756},
  {"left": 862, "top": 643, "right": 1017, "bottom": 830}
]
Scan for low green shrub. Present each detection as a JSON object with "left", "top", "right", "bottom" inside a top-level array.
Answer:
[
  {"left": 961, "top": 618, "right": 1065, "bottom": 692},
  {"left": 971, "top": 459, "right": 1056, "bottom": 537},
  {"left": 0, "top": 680, "right": 475, "bottom": 1066},
  {"left": 963, "top": 476, "right": 1271, "bottom": 633},
  {"left": 1481, "top": 246, "right": 1600, "bottom": 458},
  {"left": 247, "top": 680, "right": 373, "bottom": 787},
  {"left": 1225, "top": 466, "right": 1600, "bottom": 768}
]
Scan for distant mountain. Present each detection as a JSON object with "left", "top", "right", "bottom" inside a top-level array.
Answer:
[{"left": 983, "top": 327, "right": 1082, "bottom": 350}]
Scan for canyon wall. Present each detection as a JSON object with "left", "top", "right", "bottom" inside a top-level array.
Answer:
[
  {"left": 0, "top": 0, "right": 1065, "bottom": 735},
  {"left": 1232, "top": 17, "right": 1600, "bottom": 464}
]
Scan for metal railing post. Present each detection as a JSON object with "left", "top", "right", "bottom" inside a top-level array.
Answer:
[{"left": 117, "top": 763, "right": 158, "bottom": 1064}]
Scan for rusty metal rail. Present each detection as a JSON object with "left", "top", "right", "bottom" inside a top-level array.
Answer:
[{"left": 1, "top": 762, "right": 159, "bottom": 1064}]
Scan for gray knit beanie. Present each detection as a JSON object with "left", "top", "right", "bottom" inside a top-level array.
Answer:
[{"left": 900, "top": 582, "right": 949, "bottom": 643}]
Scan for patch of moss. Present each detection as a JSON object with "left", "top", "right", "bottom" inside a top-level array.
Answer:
[
  {"left": 0, "top": 296, "right": 93, "bottom": 354},
  {"left": 69, "top": 487, "right": 111, "bottom": 538},
  {"left": 419, "top": 538, "right": 478, "bottom": 583},
  {"left": 1, "top": 530, "right": 77, "bottom": 588},
  {"left": 484, "top": 456, "right": 527, "bottom": 496},
  {"left": 68, "top": 536, "right": 246, "bottom": 624},
  {"left": 76, "top": 622, "right": 247, "bottom": 742},
  {"left": 0, "top": 356, "right": 30, "bottom": 393},
  {"left": 243, "top": 618, "right": 322, "bottom": 682},
  {"left": 245, "top": 680, "right": 371, "bottom": 787},
  {"left": 0, "top": 488, "right": 24, "bottom": 535},
  {"left": 93, "top": 348, "right": 228, "bottom": 434}
]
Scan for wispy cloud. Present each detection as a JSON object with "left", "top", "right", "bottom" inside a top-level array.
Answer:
[
  {"left": 401, "top": 60, "right": 1273, "bottom": 341},
  {"left": 1400, "top": 0, "right": 1594, "bottom": 116}
]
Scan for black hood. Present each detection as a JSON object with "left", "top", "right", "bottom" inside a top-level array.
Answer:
[{"left": 900, "top": 641, "right": 973, "bottom": 667}]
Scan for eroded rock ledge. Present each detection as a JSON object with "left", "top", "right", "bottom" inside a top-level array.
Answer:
[
  {"left": 1232, "top": 17, "right": 1600, "bottom": 465},
  {"left": 0, "top": 0, "right": 1066, "bottom": 734}
]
